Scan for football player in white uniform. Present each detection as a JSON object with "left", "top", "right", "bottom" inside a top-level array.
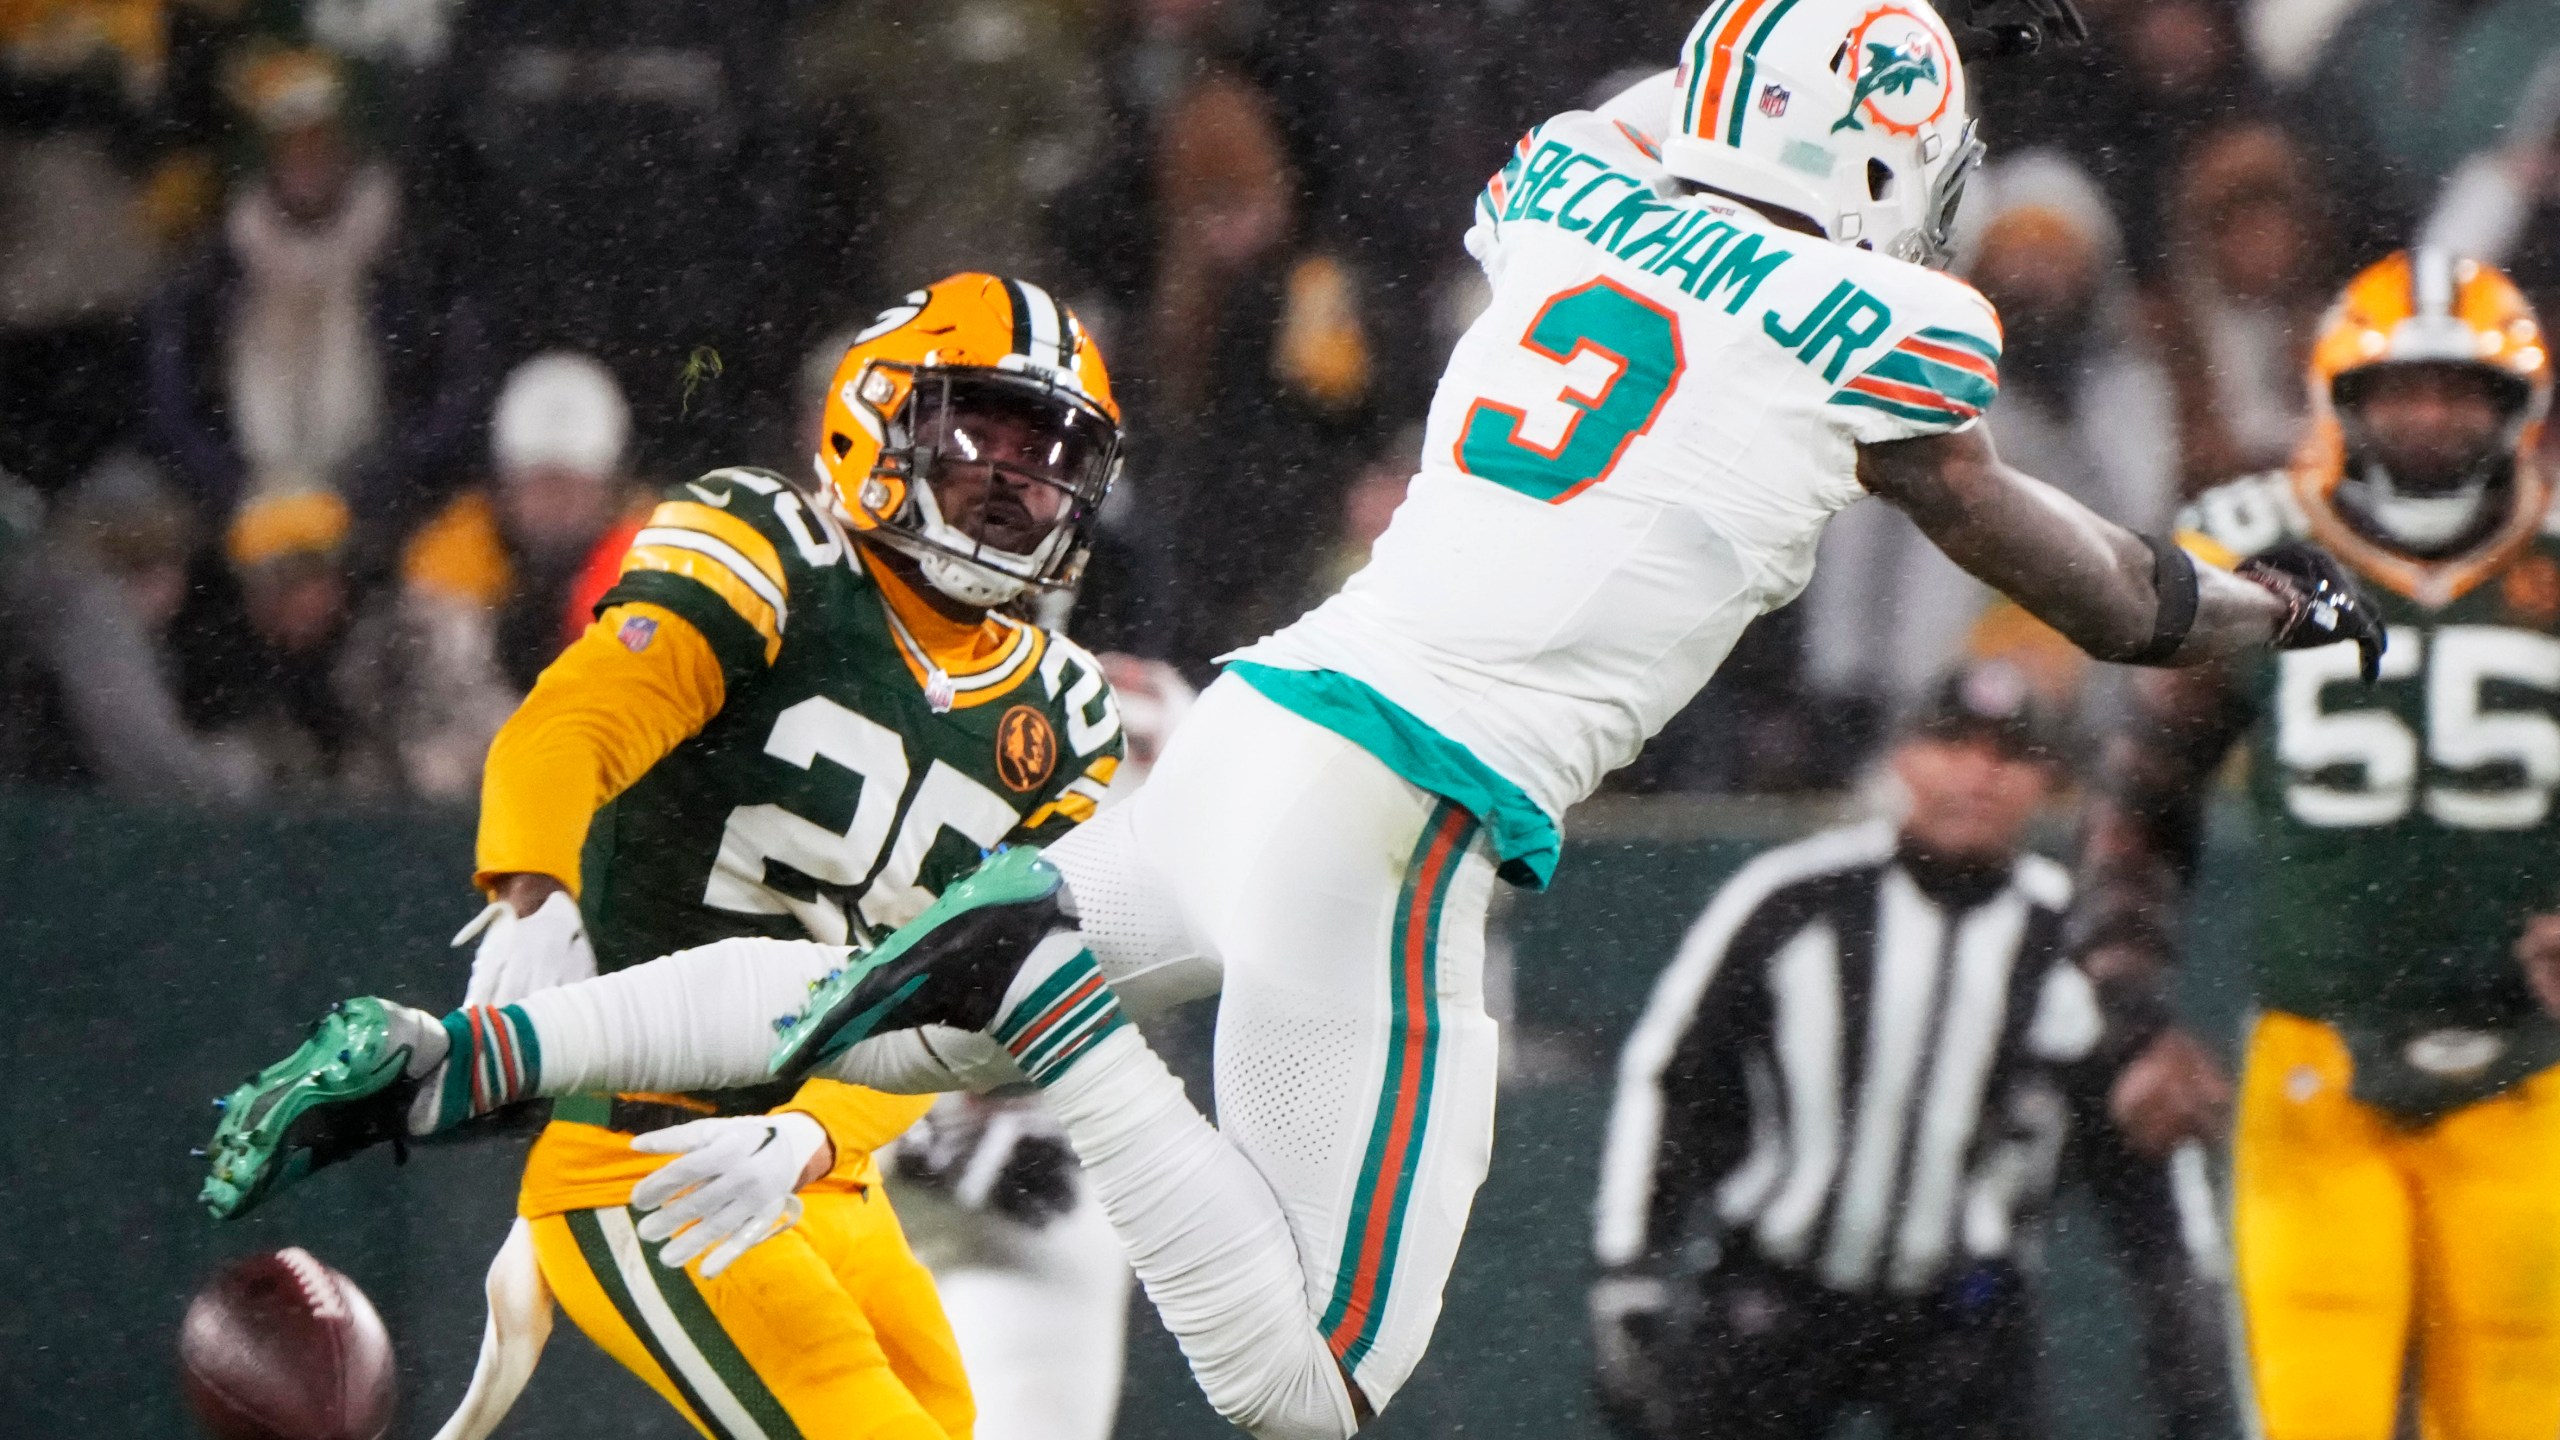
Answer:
[{"left": 208, "top": 3, "right": 2382, "bottom": 1436}]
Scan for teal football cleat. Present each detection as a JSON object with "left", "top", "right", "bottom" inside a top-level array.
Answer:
[
  {"left": 199, "top": 997, "right": 442, "bottom": 1220},
  {"left": 769, "top": 846, "right": 1076, "bottom": 1080}
]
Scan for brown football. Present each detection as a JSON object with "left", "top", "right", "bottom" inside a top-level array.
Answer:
[{"left": 178, "top": 1248, "right": 396, "bottom": 1440}]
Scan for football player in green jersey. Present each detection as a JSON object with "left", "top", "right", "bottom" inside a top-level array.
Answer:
[
  {"left": 206, "top": 273, "right": 1127, "bottom": 1440},
  {"left": 2078, "top": 250, "right": 2560, "bottom": 1440}
]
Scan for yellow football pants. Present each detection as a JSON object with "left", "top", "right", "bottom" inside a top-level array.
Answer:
[
  {"left": 529, "top": 1186, "right": 974, "bottom": 1440},
  {"left": 2234, "top": 1012, "right": 2560, "bottom": 1440}
]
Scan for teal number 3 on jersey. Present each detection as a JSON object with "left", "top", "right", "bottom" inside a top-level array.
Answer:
[{"left": 1457, "top": 279, "right": 1686, "bottom": 504}]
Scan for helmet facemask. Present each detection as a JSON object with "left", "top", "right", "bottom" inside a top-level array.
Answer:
[
  {"left": 2331, "top": 361, "right": 2534, "bottom": 558},
  {"left": 1888, "top": 120, "right": 1986, "bottom": 269},
  {"left": 850, "top": 366, "right": 1121, "bottom": 607}
]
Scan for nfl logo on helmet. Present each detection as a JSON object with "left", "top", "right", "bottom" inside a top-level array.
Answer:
[{"left": 1758, "top": 82, "right": 1790, "bottom": 117}]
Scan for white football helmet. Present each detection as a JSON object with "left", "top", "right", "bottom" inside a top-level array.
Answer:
[{"left": 1662, "top": 0, "right": 1984, "bottom": 269}]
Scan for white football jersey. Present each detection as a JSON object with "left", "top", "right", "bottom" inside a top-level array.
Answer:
[{"left": 1232, "top": 77, "right": 2004, "bottom": 825}]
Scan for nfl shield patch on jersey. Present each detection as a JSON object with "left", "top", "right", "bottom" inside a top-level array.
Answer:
[{"left": 616, "top": 613, "right": 659, "bottom": 653}]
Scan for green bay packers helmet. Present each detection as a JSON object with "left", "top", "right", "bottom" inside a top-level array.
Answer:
[{"left": 816, "top": 274, "right": 1122, "bottom": 608}]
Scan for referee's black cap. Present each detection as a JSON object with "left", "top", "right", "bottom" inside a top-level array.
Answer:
[{"left": 1902, "top": 661, "right": 2064, "bottom": 763}]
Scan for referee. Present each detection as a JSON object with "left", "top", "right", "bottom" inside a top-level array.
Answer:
[{"left": 1589, "top": 665, "right": 2231, "bottom": 1440}]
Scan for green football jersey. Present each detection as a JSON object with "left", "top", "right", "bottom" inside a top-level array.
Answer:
[
  {"left": 2180, "top": 473, "right": 2560, "bottom": 1110},
  {"left": 578, "top": 465, "right": 1123, "bottom": 972}
]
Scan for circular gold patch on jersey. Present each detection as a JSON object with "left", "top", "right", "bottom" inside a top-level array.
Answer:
[{"left": 996, "top": 704, "right": 1059, "bottom": 793}]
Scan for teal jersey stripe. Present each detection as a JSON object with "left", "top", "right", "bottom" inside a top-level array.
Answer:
[
  {"left": 1726, "top": 0, "right": 1808, "bottom": 146},
  {"left": 1830, "top": 387, "right": 1966, "bottom": 425},
  {"left": 1915, "top": 324, "right": 2001, "bottom": 364},
  {"left": 1864, "top": 347, "right": 1998, "bottom": 412},
  {"left": 1224, "top": 661, "right": 1559, "bottom": 888}
]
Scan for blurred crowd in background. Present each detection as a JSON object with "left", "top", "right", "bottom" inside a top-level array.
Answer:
[{"left": 3, "top": 0, "right": 2559, "bottom": 807}]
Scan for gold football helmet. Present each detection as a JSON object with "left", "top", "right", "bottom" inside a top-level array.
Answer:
[
  {"left": 2295, "top": 250, "right": 2550, "bottom": 599},
  {"left": 815, "top": 274, "right": 1121, "bottom": 607}
]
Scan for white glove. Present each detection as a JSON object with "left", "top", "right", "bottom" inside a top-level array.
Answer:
[
  {"left": 628, "top": 1112, "right": 829, "bottom": 1277},
  {"left": 455, "top": 890, "right": 597, "bottom": 1007}
]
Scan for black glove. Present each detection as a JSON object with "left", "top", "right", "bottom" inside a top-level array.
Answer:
[{"left": 2235, "top": 542, "right": 2387, "bottom": 684}]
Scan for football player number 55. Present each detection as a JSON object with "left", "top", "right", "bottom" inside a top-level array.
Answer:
[
  {"left": 1456, "top": 278, "right": 1685, "bottom": 505},
  {"left": 2280, "top": 625, "right": 2560, "bottom": 828}
]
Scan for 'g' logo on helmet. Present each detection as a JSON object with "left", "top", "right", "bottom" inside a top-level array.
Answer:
[
  {"left": 1831, "top": 6, "right": 1952, "bottom": 138},
  {"left": 853, "top": 291, "right": 928, "bottom": 346}
]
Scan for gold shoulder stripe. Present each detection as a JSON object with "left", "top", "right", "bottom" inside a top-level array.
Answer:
[
  {"left": 1023, "top": 791, "right": 1100, "bottom": 831},
  {"left": 622, "top": 544, "right": 784, "bottom": 662},
  {"left": 646, "top": 500, "right": 790, "bottom": 597},
  {"left": 1024, "top": 752, "right": 1123, "bottom": 830}
]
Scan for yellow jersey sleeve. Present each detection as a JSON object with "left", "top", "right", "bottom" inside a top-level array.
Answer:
[{"left": 474, "top": 601, "right": 727, "bottom": 895}]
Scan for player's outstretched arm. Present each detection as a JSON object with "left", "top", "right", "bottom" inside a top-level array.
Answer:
[{"left": 1857, "top": 426, "right": 2379, "bottom": 672}]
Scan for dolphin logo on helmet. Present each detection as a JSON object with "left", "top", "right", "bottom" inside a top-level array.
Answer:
[
  {"left": 1663, "top": 0, "right": 1981, "bottom": 268},
  {"left": 814, "top": 273, "right": 1123, "bottom": 608}
]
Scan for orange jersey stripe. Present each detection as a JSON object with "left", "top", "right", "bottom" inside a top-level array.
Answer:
[
  {"left": 1846, "top": 373, "right": 1976, "bottom": 417},
  {"left": 1898, "top": 336, "right": 1999, "bottom": 383}
]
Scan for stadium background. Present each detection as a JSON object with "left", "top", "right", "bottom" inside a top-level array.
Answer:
[{"left": 3, "top": 0, "right": 2555, "bottom": 1434}]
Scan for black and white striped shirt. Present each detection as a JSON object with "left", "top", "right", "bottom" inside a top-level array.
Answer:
[{"left": 1594, "top": 820, "right": 2104, "bottom": 1295}]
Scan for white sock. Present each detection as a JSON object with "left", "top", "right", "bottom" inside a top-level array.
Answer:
[
  {"left": 411, "top": 938, "right": 851, "bottom": 1133},
  {"left": 1040, "top": 1027, "right": 1356, "bottom": 1440},
  {"left": 826, "top": 1026, "right": 1021, "bottom": 1093}
]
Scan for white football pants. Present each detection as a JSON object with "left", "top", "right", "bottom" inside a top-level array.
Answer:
[{"left": 1037, "top": 676, "right": 1502, "bottom": 1436}]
